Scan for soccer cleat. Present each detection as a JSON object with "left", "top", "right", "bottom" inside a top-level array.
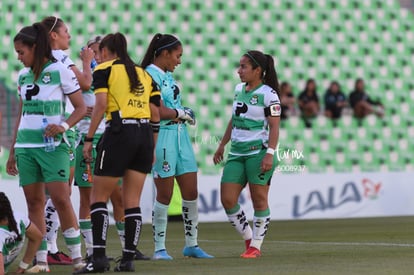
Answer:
[
  {"left": 240, "top": 247, "right": 261, "bottom": 258},
  {"left": 72, "top": 257, "right": 109, "bottom": 274},
  {"left": 183, "top": 246, "right": 214, "bottom": 259},
  {"left": 114, "top": 259, "right": 135, "bottom": 272},
  {"left": 245, "top": 239, "right": 251, "bottom": 250},
  {"left": 26, "top": 264, "right": 50, "bottom": 273},
  {"left": 134, "top": 249, "right": 150, "bottom": 260},
  {"left": 47, "top": 251, "right": 72, "bottom": 265},
  {"left": 153, "top": 249, "right": 173, "bottom": 260},
  {"left": 73, "top": 262, "right": 87, "bottom": 273}
]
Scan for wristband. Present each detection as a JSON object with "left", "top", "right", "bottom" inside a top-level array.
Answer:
[
  {"left": 150, "top": 120, "right": 160, "bottom": 133},
  {"left": 266, "top": 147, "right": 275, "bottom": 155},
  {"left": 60, "top": 121, "right": 70, "bottom": 131},
  {"left": 19, "top": 261, "right": 29, "bottom": 270},
  {"left": 84, "top": 136, "right": 94, "bottom": 142}
]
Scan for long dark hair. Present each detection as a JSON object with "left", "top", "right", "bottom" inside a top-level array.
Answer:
[
  {"left": 0, "top": 192, "right": 22, "bottom": 241},
  {"left": 244, "top": 50, "right": 280, "bottom": 95},
  {"left": 14, "top": 23, "right": 55, "bottom": 81},
  {"left": 100, "top": 32, "right": 141, "bottom": 94},
  {"left": 303, "top": 78, "right": 317, "bottom": 95},
  {"left": 40, "top": 16, "right": 64, "bottom": 34},
  {"left": 141, "top": 33, "right": 182, "bottom": 68}
]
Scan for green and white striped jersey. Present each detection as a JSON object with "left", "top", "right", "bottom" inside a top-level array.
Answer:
[
  {"left": 0, "top": 212, "right": 29, "bottom": 271},
  {"left": 15, "top": 61, "right": 80, "bottom": 148},
  {"left": 230, "top": 83, "right": 281, "bottom": 156}
]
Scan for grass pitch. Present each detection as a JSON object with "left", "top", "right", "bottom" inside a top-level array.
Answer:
[{"left": 9, "top": 217, "right": 414, "bottom": 274}]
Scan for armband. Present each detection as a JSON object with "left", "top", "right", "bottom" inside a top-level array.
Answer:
[
  {"left": 19, "top": 261, "right": 29, "bottom": 270},
  {"left": 150, "top": 120, "right": 160, "bottom": 133},
  {"left": 60, "top": 121, "right": 70, "bottom": 131},
  {"left": 264, "top": 104, "right": 282, "bottom": 117}
]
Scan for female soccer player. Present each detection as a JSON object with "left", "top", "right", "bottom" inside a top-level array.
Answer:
[
  {"left": 40, "top": 16, "right": 94, "bottom": 265},
  {"left": 76, "top": 33, "right": 160, "bottom": 273},
  {"left": 141, "top": 33, "right": 213, "bottom": 260},
  {"left": 6, "top": 23, "right": 86, "bottom": 272},
  {"left": 213, "top": 50, "right": 281, "bottom": 258},
  {"left": 0, "top": 192, "right": 42, "bottom": 274}
]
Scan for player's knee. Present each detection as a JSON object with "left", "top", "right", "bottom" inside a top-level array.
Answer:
[{"left": 221, "top": 195, "right": 237, "bottom": 210}]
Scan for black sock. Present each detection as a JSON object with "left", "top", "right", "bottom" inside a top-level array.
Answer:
[
  {"left": 123, "top": 207, "right": 142, "bottom": 261},
  {"left": 90, "top": 202, "right": 108, "bottom": 259}
]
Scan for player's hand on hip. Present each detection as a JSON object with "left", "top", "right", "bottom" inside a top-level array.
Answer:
[{"left": 261, "top": 153, "right": 274, "bottom": 173}]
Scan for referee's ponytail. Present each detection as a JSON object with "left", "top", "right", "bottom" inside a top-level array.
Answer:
[
  {"left": 100, "top": 32, "right": 141, "bottom": 95},
  {"left": 244, "top": 50, "right": 280, "bottom": 95},
  {"left": 14, "top": 22, "right": 55, "bottom": 81},
  {"left": 141, "top": 33, "right": 182, "bottom": 68}
]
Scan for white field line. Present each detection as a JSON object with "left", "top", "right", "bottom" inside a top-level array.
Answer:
[
  {"left": 272, "top": 241, "right": 414, "bottom": 248},
  {"left": 143, "top": 239, "right": 414, "bottom": 248}
]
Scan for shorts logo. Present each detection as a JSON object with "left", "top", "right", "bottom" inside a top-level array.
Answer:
[
  {"left": 249, "top": 95, "right": 259, "bottom": 105},
  {"left": 58, "top": 169, "right": 66, "bottom": 178},
  {"left": 162, "top": 161, "right": 171, "bottom": 172}
]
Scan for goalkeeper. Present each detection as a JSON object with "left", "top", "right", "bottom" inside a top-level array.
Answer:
[{"left": 141, "top": 33, "right": 213, "bottom": 260}]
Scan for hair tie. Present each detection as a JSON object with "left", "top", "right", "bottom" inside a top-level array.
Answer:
[
  {"left": 49, "top": 16, "right": 58, "bottom": 33},
  {"left": 155, "top": 39, "right": 179, "bottom": 54}
]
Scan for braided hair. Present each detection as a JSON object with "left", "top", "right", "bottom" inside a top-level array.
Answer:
[{"left": 0, "top": 192, "right": 22, "bottom": 241}]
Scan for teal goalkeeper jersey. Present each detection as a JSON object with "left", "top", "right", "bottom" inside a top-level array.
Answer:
[
  {"left": 230, "top": 83, "right": 281, "bottom": 156},
  {"left": 145, "top": 64, "right": 183, "bottom": 126}
]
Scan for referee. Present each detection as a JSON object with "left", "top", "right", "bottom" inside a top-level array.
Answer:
[{"left": 76, "top": 33, "right": 160, "bottom": 273}]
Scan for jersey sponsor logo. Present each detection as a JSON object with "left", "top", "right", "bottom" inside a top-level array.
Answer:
[
  {"left": 172, "top": 85, "right": 180, "bottom": 100},
  {"left": 269, "top": 104, "right": 281, "bottom": 116},
  {"left": 235, "top": 102, "right": 248, "bottom": 116},
  {"left": 25, "top": 84, "right": 40, "bottom": 101},
  {"left": 127, "top": 99, "right": 145, "bottom": 108},
  {"left": 249, "top": 95, "right": 259, "bottom": 105}
]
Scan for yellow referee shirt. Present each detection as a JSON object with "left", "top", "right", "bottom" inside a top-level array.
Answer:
[{"left": 93, "top": 59, "right": 160, "bottom": 121}]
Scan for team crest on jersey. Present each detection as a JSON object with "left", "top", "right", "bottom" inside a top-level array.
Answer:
[
  {"left": 69, "top": 149, "right": 75, "bottom": 161},
  {"left": 162, "top": 161, "right": 171, "bottom": 172},
  {"left": 42, "top": 73, "right": 51, "bottom": 84},
  {"left": 250, "top": 95, "right": 258, "bottom": 105}
]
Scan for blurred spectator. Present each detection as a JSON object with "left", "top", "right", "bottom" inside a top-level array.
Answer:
[
  {"left": 349, "top": 78, "right": 384, "bottom": 119},
  {"left": 324, "top": 81, "right": 347, "bottom": 119},
  {"left": 279, "top": 81, "right": 296, "bottom": 120},
  {"left": 298, "top": 79, "right": 319, "bottom": 127}
]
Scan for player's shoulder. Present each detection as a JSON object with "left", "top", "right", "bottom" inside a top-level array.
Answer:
[
  {"left": 17, "top": 67, "right": 30, "bottom": 77},
  {"left": 95, "top": 60, "right": 115, "bottom": 71},
  {"left": 234, "top": 82, "right": 245, "bottom": 91}
]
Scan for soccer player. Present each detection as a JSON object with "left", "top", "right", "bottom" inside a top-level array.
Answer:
[
  {"left": 0, "top": 192, "right": 42, "bottom": 274},
  {"left": 141, "top": 33, "right": 213, "bottom": 260},
  {"left": 213, "top": 50, "right": 281, "bottom": 258},
  {"left": 75, "top": 33, "right": 160, "bottom": 273},
  {"left": 6, "top": 22, "right": 86, "bottom": 272},
  {"left": 75, "top": 35, "right": 149, "bottom": 261},
  {"left": 40, "top": 16, "right": 95, "bottom": 265}
]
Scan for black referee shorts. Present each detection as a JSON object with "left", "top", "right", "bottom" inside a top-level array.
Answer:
[{"left": 94, "top": 123, "right": 154, "bottom": 177}]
